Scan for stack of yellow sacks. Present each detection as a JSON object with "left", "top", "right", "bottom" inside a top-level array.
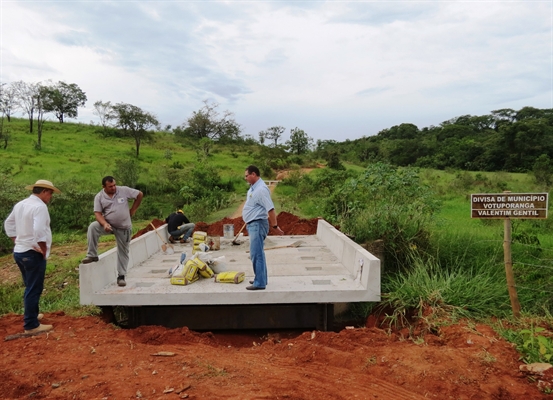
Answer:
[
  {"left": 170, "top": 255, "right": 214, "bottom": 285},
  {"left": 192, "top": 231, "right": 208, "bottom": 254}
]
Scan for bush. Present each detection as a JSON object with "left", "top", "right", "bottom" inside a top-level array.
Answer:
[
  {"left": 48, "top": 186, "right": 96, "bottom": 231},
  {"left": 114, "top": 157, "right": 140, "bottom": 188},
  {"left": 0, "top": 174, "right": 27, "bottom": 254},
  {"left": 325, "top": 163, "right": 439, "bottom": 271},
  {"left": 172, "top": 161, "right": 237, "bottom": 218}
]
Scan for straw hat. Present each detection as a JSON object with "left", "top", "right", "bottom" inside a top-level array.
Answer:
[{"left": 25, "top": 179, "right": 61, "bottom": 194}]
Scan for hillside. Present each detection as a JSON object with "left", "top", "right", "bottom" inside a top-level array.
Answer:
[{"left": 0, "top": 118, "right": 253, "bottom": 188}]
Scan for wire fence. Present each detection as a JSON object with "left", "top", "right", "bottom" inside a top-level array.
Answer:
[{"left": 500, "top": 239, "right": 553, "bottom": 295}]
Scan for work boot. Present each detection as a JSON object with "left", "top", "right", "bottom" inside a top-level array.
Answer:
[
  {"left": 117, "top": 275, "right": 126, "bottom": 287},
  {"left": 81, "top": 256, "right": 99, "bottom": 264},
  {"left": 25, "top": 324, "right": 53, "bottom": 334},
  {"left": 180, "top": 238, "right": 191, "bottom": 244},
  {"left": 38, "top": 313, "right": 44, "bottom": 321},
  {"left": 168, "top": 236, "right": 176, "bottom": 244}
]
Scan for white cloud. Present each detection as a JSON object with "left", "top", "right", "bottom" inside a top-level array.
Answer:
[{"left": 1, "top": 1, "right": 551, "bottom": 140}]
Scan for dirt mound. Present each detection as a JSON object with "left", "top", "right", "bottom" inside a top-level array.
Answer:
[
  {"left": 134, "top": 212, "right": 321, "bottom": 239},
  {"left": 0, "top": 312, "right": 548, "bottom": 399},
  {"left": 131, "top": 218, "right": 165, "bottom": 239}
]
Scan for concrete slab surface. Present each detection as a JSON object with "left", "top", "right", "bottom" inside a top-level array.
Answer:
[{"left": 79, "top": 220, "right": 380, "bottom": 307}]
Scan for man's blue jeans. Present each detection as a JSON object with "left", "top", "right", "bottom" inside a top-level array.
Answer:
[
  {"left": 169, "top": 223, "right": 195, "bottom": 241},
  {"left": 14, "top": 250, "right": 46, "bottom": 331},
  {"left": 247, "top": 219, "right": 269, "bottom": 288}
]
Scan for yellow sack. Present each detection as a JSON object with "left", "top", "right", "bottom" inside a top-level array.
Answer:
[
  {"left": 198, "top": 263, "right": 215, "bottom": 278},
  {"left": 193, "top": 231, "right": 207, "bottom": 241},
  {"left": 215, "top": 271, "right": 245, "bottom": 284},
  {"left": 170, "top": 259, "right": 199, "bottom": 285}
]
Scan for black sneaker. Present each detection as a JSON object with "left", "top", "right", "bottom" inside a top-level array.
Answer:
[{"left": 117, "top": 276, "right": 126, "bottom": 287}]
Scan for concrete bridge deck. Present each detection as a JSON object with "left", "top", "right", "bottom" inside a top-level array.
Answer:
[{"left": 79, "top": 220, "right": 380, "bottom": 329}]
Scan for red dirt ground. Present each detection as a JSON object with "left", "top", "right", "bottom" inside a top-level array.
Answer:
[
  {"left": 2, "top": 212, "right": 552, "bottom": 399},
  {"left": 1, "top": 313, "right": 550, "bottom": 399}
]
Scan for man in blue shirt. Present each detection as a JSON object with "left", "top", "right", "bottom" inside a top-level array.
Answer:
[{"left": 242, "top": 165, "right": 283, "bottom": 290}]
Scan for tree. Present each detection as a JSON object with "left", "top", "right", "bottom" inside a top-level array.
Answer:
[
  {"left": 179, "top": 100, "right": 242, "bottom": 141},
  {"left": 533, "top": 154, "right": 553, "bottom": 187},
  {"left": 198, "top": 137, "right": 214, "bottom": 157},
  {"left": 491, "top": 108, "right": 516, "bottom": 129},
  {"left": 377, "top": 123, "right": 419, "bottom": 140},
  {"left": 34, "top": 84, "right": 51, "bottom": 150},
  {"left": 12, "top": 80, "right": 39, "bottom": 133},
  {"left": 42, "top": 81, "right": 87, "bottom": 123},
  {"left": 260, "top": 126, "right": 285, "bottom": 147},
  {"left": 286, "top": 127, "right": 313, "bottom": 155},
  {"left": 258, "top": 131, "right": 266, "bottom": 145},
  {"left": 93, "top": 100, "right": 114, "bottom": 133},
  {"left": 0, "top": 84, "right": 10, "bottom": 149},
  {"left": 111, "top": 103, "right": 159, "bottom": 157},
  {"left": 0, "top": 82, "right": 19, "bottom": 122}
]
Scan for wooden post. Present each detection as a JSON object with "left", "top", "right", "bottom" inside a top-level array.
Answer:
[{"left": 503, "top": 217, "right": 521, "bottom": 317}]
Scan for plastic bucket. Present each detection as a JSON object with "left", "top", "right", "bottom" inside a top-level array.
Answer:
[{"left": 223, "top": 224, "right": 234, "bottom": 239}]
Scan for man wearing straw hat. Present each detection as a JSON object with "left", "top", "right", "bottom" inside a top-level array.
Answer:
[
  {"left": 81, "top": 176, "right": 143, "bottom": 287},
  {"left": 4, "top": 179, "right": 61, "bottom": 334}
]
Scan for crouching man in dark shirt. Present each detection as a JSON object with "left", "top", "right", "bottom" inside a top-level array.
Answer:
[{"left": 165, "top": 209, "right": 195, "bottom": 243}]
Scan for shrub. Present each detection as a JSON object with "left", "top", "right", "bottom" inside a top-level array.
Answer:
[
  {"left": 114, "top": 157, "right": 140, "bottom": 188},
  {"left": 0, "top": 174, "right": 27, "bottom": 254},
  {"left": 48, "top": 186, "right": 96, "bottom": 232},
  {"left": 325, "top": 163, "right": 439, "bottom": 271}
]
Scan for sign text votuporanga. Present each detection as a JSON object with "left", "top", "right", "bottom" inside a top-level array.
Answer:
[{"left": 471, "top": 193, "right": 548, "bottom": 219}]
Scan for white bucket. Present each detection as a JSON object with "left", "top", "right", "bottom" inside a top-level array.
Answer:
[{"left": 223, "top": 224, "right": 234, "bottom": 239}]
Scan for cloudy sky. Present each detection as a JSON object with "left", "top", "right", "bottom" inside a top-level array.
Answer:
[{"left": 1, "top": 1, "right": 551, "bottom": 142}]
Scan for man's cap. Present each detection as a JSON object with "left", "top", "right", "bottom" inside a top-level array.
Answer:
[
  {"left": 178, "top": 209, "right": 184, "bottom": 214},
  {"left": 25, "top": 179, "right": 61, "bottom": 194}
]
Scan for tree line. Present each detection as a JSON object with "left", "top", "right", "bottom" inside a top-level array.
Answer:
[
  {"left": 316, "top": 107, "right": 553, "bottom": 174},
  {"left": 3, "top": 80, "right": 550, "bottom": 175},
  {"left": 0, "top": 80, "right": 314, "bottom": 158}
]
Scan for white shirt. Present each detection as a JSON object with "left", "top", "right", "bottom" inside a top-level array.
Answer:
[{"left": 4, "top": 194, "right": 52, "bottom": 258}]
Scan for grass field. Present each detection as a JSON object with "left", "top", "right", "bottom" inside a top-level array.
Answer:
[{"left": 1, "top": 118, "right": 255, "bottom": 188}]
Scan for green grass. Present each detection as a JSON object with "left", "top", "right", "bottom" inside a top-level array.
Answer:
[{"left": 1, "top": 118, "right": 256, "bottom": 191}]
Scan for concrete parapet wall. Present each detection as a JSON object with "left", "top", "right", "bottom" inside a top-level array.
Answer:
[
  {"left": 79, "top": 225, "right": 168, "bottom": 304},
  {"left": 316, "top": 219, "right": 380, "bottom": 299}
]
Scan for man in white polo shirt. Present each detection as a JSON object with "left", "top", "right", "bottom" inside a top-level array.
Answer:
[{"left": 81, "top": 176, "right": 143, "bottom": 287}]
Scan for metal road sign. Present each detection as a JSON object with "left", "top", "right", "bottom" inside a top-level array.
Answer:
[{"left": 471, "top": 192, "right": 548, "bottom": 219}]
